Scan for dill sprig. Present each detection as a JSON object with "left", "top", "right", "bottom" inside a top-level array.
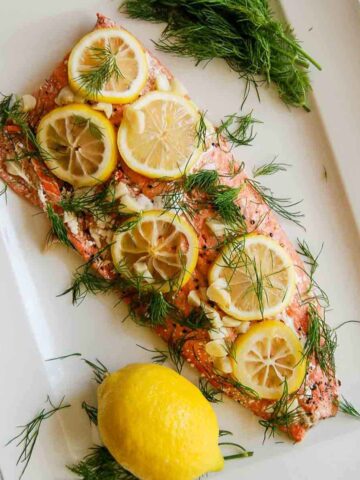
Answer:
[
  {"left": 68, "top": 445, "right": 136, "bottom": 480},
  {"left": 212, "top": 185, "right": 243, "bottom": 225},
  {"left": 77, "top": 45, "right": 124, "bottom": 98},
  {"left": 0, "top": 183, "right": 8, "bottom": 200},
  {"left": 137, "top": 337, "right": 187, "bottom": 374},
  {"left": 82, "top": 402, "right": 98, "bottom": 425},
  {"left": 199, "top": 378, "right": 223, "bottom": 403},
  {"left": 296, "top": 239, "right": 323, "bottom": 293},
  {"left": 303, "top": 303, "right": 337, "bottom": 375},
  {"left": 137, "top": 344, "right": 168, "bottom": 365},
  {"left": 178, "top": 306, "right": 211, "bottom": 330},
  {"left": 252, "top": 159, "right": 289, "bottom": 178},
  {"left": 338, "top": 397, "right": 360, "bottom": 418},
  {"left": 148, "top": 291, "right": 173, "bottom": 326},
  {"left": 218, "top": 431, "right": 253, "bottom": 460},
  {"left": 46, "top": 352, "right": 82, "bottom": 362},
  {"left": 259, "top": 381, "right": 302, "bottom": 441},
  {"left": 83, "top": 358, "right": 109, "bottom": 384},
  {"left": 121, "top": 0, "right": 321, "bottom": 110},
  {"left": 196, "top": 110, "right": 208, "bottom": 150},
  {"left": 217, "top": 112, "right": 257, "bottom": 148},
  {"left": 46, "top": 204, "right": 72, "bottom": 247},
  {"left": 7, "top": 396, "right": 70, "bottom": 479},
  {"left": 184, "top": 169, "right": 219, "bottom": 193},
  {"left": 246, "top": 178, "right": 304, "bottom": 228}
]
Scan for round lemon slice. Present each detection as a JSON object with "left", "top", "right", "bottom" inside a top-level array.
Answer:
[
  {"left": 231, "top": 320, "right": 306, "bottom": 399},
  {"left": 68, "top": 28, "right": 148, "bottom": 104},
  {"left": 111, "top": 210, "right": 199, "bottom": 291},
  {"left": 208, "top": 235, "right": 296, "bottom": 321},
  {"left": 117, "top": 91, "right": 202, "bottom": 179},
  {"left": 37, "top": 104, "right": 117, "bottom": 187}
]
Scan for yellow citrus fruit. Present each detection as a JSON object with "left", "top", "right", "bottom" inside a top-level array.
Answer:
[
  {"left": 117, "top": 91, "right": 202, "bottom": 179},
  {"left": 232, "top": 320, "right": 306, "bottom": 399},
  {"left": 111, "top": 210, "right": 199, "bottom": 292},
  {"left": 36, "top": 104, "right": 117, "bottom": 187},
  {"left": 68, "top": 27, "right": 148, "bottom": 104},
  {"left": 208, "top": 234, "right": 296, "bottom": 320},
  {"left": 98, "top": 363, "right": 224, "bottom": 480}
]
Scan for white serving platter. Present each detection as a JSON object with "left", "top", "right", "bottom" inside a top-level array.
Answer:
[{"left": 1, "top": 0, "right": 360, "bottom": 479}]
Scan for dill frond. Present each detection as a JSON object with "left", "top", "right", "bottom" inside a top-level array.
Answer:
[
  {"left": 183, "top": 169, "right": 219, "bottom": 193},
  {"left": 217, "top": 112, "right": 258, "bottom": 148},
  {"left": 60, "top": 268, "right": 115, "bottom": 305},
  {"left": 6, "top": 396, "right": 70, "bottom": 479},
  {"left": 167, "top": 337, "right": 187, "bottom": 374},
  {"left": 212, "top": 185, "right": 243, "bottom": 225},
  {"left": 77, "top": 45, "right": 124, "bottom": 98},
  {"left": 83, "top": 358, "right": 109, "bottom": 384},
  {"left": 199, "top": 378, "right": 223, "bottom": 403},
  {"left": 296, "top": 239, "right": 322, "bottom": 292},
  {"left": 196, "top": 110, "right": 208, "bottom": 150},
  {"left": 252, "top": 159, "right": 289, "bottom": 178},
  {"left": 338, "top": 397, "right": 360, "bottom": 418},
  {"left": 46, "top": 352, "right": 82, "bottom": 361},
  {"left": 178, "top": 306, "right": 211, "bottom": 330},
  {"left": 0, "top": 182, "right": 8, "bottom": 201},
  {"left": 246, "top": 178, "right": 304, "bottom": 228},
  {"left": 82, "top": 402, "right": 98, "bottom": 425},
  {"left": 122, "top": 0, "right": 320, "bottom": 109},
  {"left": 137, "top": 344, "right": 168, "bottom": 365},
  {"left": 46, "top": 204, "right": 72, "bottom": 247},
  {"left": 68, "top": 445, "right": 136, "bottom": 479},
  {"left": 259, "top": 380, "right": 302, "bottom": 441},
  {"left": 148, "top": 291, "right": 172, "bottom": 326},
  {"left": 218, "top": 430, "right": 254, "bottom": 460}
]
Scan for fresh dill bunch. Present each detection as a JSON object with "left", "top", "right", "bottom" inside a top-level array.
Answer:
[
  {"left": 59, "top": 184, "right": 120, "bottom": 222},
  {"left": 77, "top": 45, "right": 124, "bottom": 98},
  {"left": 183, "top": 169, "right": 219, "bottom": 193},
  {"left": 137, "top": 344, "right": 168, "bottom": 365},
  {"left": 122, "top": 0, "right": 321, "bottom": 110},
  {"left": 6, "top": 396, "right": 70, "bottom": 479},
  {"left": 217, "top": 112, "right": 258, "bottom": 148},
  {"left": 246, "top": 178, "right": 304, "bottom": 228},
  {"left": 259, "top": 380, "right": 302, "bottom": 441},
  {"left": 198, "top": 378, "right": 223, "bottom": 403},
  {"left": 338, "top": 397, "right": 360, "bottom": 418},
  {"left": 46, "top": 204, "right": 72, "bottom": 247},
  {"left": 68, "top": 445, "right": 136, "bottom": 480},
  {"left": 303, "top": 303, "right": 337, "bottom": 375},
  {"left": 82, "top": 401, "right": 98, "bottom": 425},
  {"left": 83, "top": 358, "right": 110, "bottom": 384},
  {"left": 252, "top": 159, "right": 289, "bottom": 178}
]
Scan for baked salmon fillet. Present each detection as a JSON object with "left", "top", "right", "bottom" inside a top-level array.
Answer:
[{"left": 0, "top": 13, "right": 339, "bottom": 442}]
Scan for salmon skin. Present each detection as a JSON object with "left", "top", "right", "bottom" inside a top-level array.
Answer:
[{"left": 0, "top": 13, "right": 338, "bottom": 442}]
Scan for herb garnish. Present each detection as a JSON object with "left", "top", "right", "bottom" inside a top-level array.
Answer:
[
  {"left": 199, "top": 378, "right": 223, "bottom": 403},
  {"left": 217, "top": 112, "right": 258, "bottom": 148},
  {"left": 77, "top": 45, "right": 124, "bottom": 98},
  {"left": 82, "top": 401, "right": 99, "bottom": 425},
  {"left": 46, "top": 204, "right": 72, "bottom": 247},
  {"left": 338, "top": 397, "right": 360, "bottom": 418},
  {"left": 83, "top": 358, "right": 110, "bottom": 384},
  {"left": 121, "top": 0, "right": 321, "bottom": 109},
  {"left": 252, "top": 159, "right": 289, "bottom": 178},
  {"left": 68, "top": 445, "right": 137, "bottom": 480},
  {"left": 7, "top": 396, "right": 70, "bottom": 479},
  {"left": 218, "top": 431, "right": 253, "bottom": 460}
]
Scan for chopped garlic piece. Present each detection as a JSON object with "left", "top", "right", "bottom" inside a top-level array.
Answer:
[
  {"left": 63, "top": 211, "right": 79, "bottom": 236},
  {"left": 213, "top": 356, "right": 233, "bottom": 374},
  {"left": 203, "top": 305, "right": 223, "bottom": 328},
  {"left": 188, "top": 290, "right": 201, "bottom": 307},
  {"left": 155, "top": 73, "right": 171, "bottom": 92},
  {"left": 5, "top": 159, "right": 31, "bottom": 184},
  {"left": 205, "top": 339, "right": 227, "bottom": 358},
  {"left": 207, "top": 279, "right": 231, "bottom": 308},
  {"left": 55, "top": 86, "right": 75, "bottom": 106},
  {"left": 21, "top": 94, "right": 36, "bottom": 112},
  {"left": 124, "top": 107, "right": 145, "bottom": 134},
  {"left": 236, "top": 321, "right": 250, "bottom": 334},
  {"left": 222, "top": 315, "right": 241, "bottom": 327},
  {"left": 170, "top": 78, "right": 188, "bottom": 96},
  {"left": 206, "top": 218, "right": 226, "bottom": 237},
  {"left": 133, "top": 261, "right": 154, "bottom": 283},
  {"left": 209, "top": 326, "right": 228, "bottom": 340},
  {"left": 93, "top": 102, "right": 113, "bottom": 119},
  {"left": 113, "top": 181, "right": 130, "bottom": 200}
]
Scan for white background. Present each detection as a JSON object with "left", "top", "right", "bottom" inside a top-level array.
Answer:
[{"left": 0, "top": 0, "right": 360, "bottom": 479}]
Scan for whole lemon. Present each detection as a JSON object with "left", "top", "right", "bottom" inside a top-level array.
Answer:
[{"left": 97, "top": 363, "right": 224, "bottom": 480}]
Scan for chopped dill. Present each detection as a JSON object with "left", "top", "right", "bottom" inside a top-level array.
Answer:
[
  {"left": 259, "top": 380, "right": 302, "bottom": 441},
  {"left": 297, "top": 239, "right": 323, "bottom": 293},
  {"left": 246, "top": 178, "right": 304, "bottom": 228},
  {"left": 6, "top": 396, "right": 70, "bottom": 479},
  {"left": 82, "top": 401, "right": 98, "bottom": 425},
  {"left": 217, "top": 112, "right": 258, "bottom": 148},
  {"left": 121, "top": 0, "right": 321, "bottom": 109},
  {"left": 178, "top": 307, "right": 210, "bottom": 330},
  {"left": 77, "top": 45, "right": 124, "bottom": 98},
  {"left": 46, "top": 204, "right": 72, "bottom": 247},
  {"left": 46, "top": 352, "right": 82, "bottom": 361},
  {"left": 68, "top": 445, "right": 136, "bottom": 480},
  {"left": 220, "top": 442, "right": 254, "bottom": 460},
  {"left": 198, "top": 378, "right": 223, "bottom": 403},
  {"left": 82, "top": 358, "right": 109, "bottom": 384},
  {"left": 137, "top": 344, "right": 168, "bottom": 365},
  {"left": 338, "top": 397, "right": 360, "bottom": 418},
  {"left": 252, "top": 159, "right": 289, "bottom": 178}
]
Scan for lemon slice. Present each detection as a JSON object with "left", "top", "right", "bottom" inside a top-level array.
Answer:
[
  {"left": 208, "top": 235, "right": 296, "bottom": 320},
  {"left": 111, "top": 210, "right": 199, "bottom": 291},
  {"left": 37, "top": 104, "right": 117, "bottom": 187},
  {"left": 68, "top": 27, "right": 148, "bottom": 104},
  {"left": 231, "top": 320, "right": 306, "bottom": 399},
  {"left": 117, "top": 91, "right": 202, "bottom": 179}
]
